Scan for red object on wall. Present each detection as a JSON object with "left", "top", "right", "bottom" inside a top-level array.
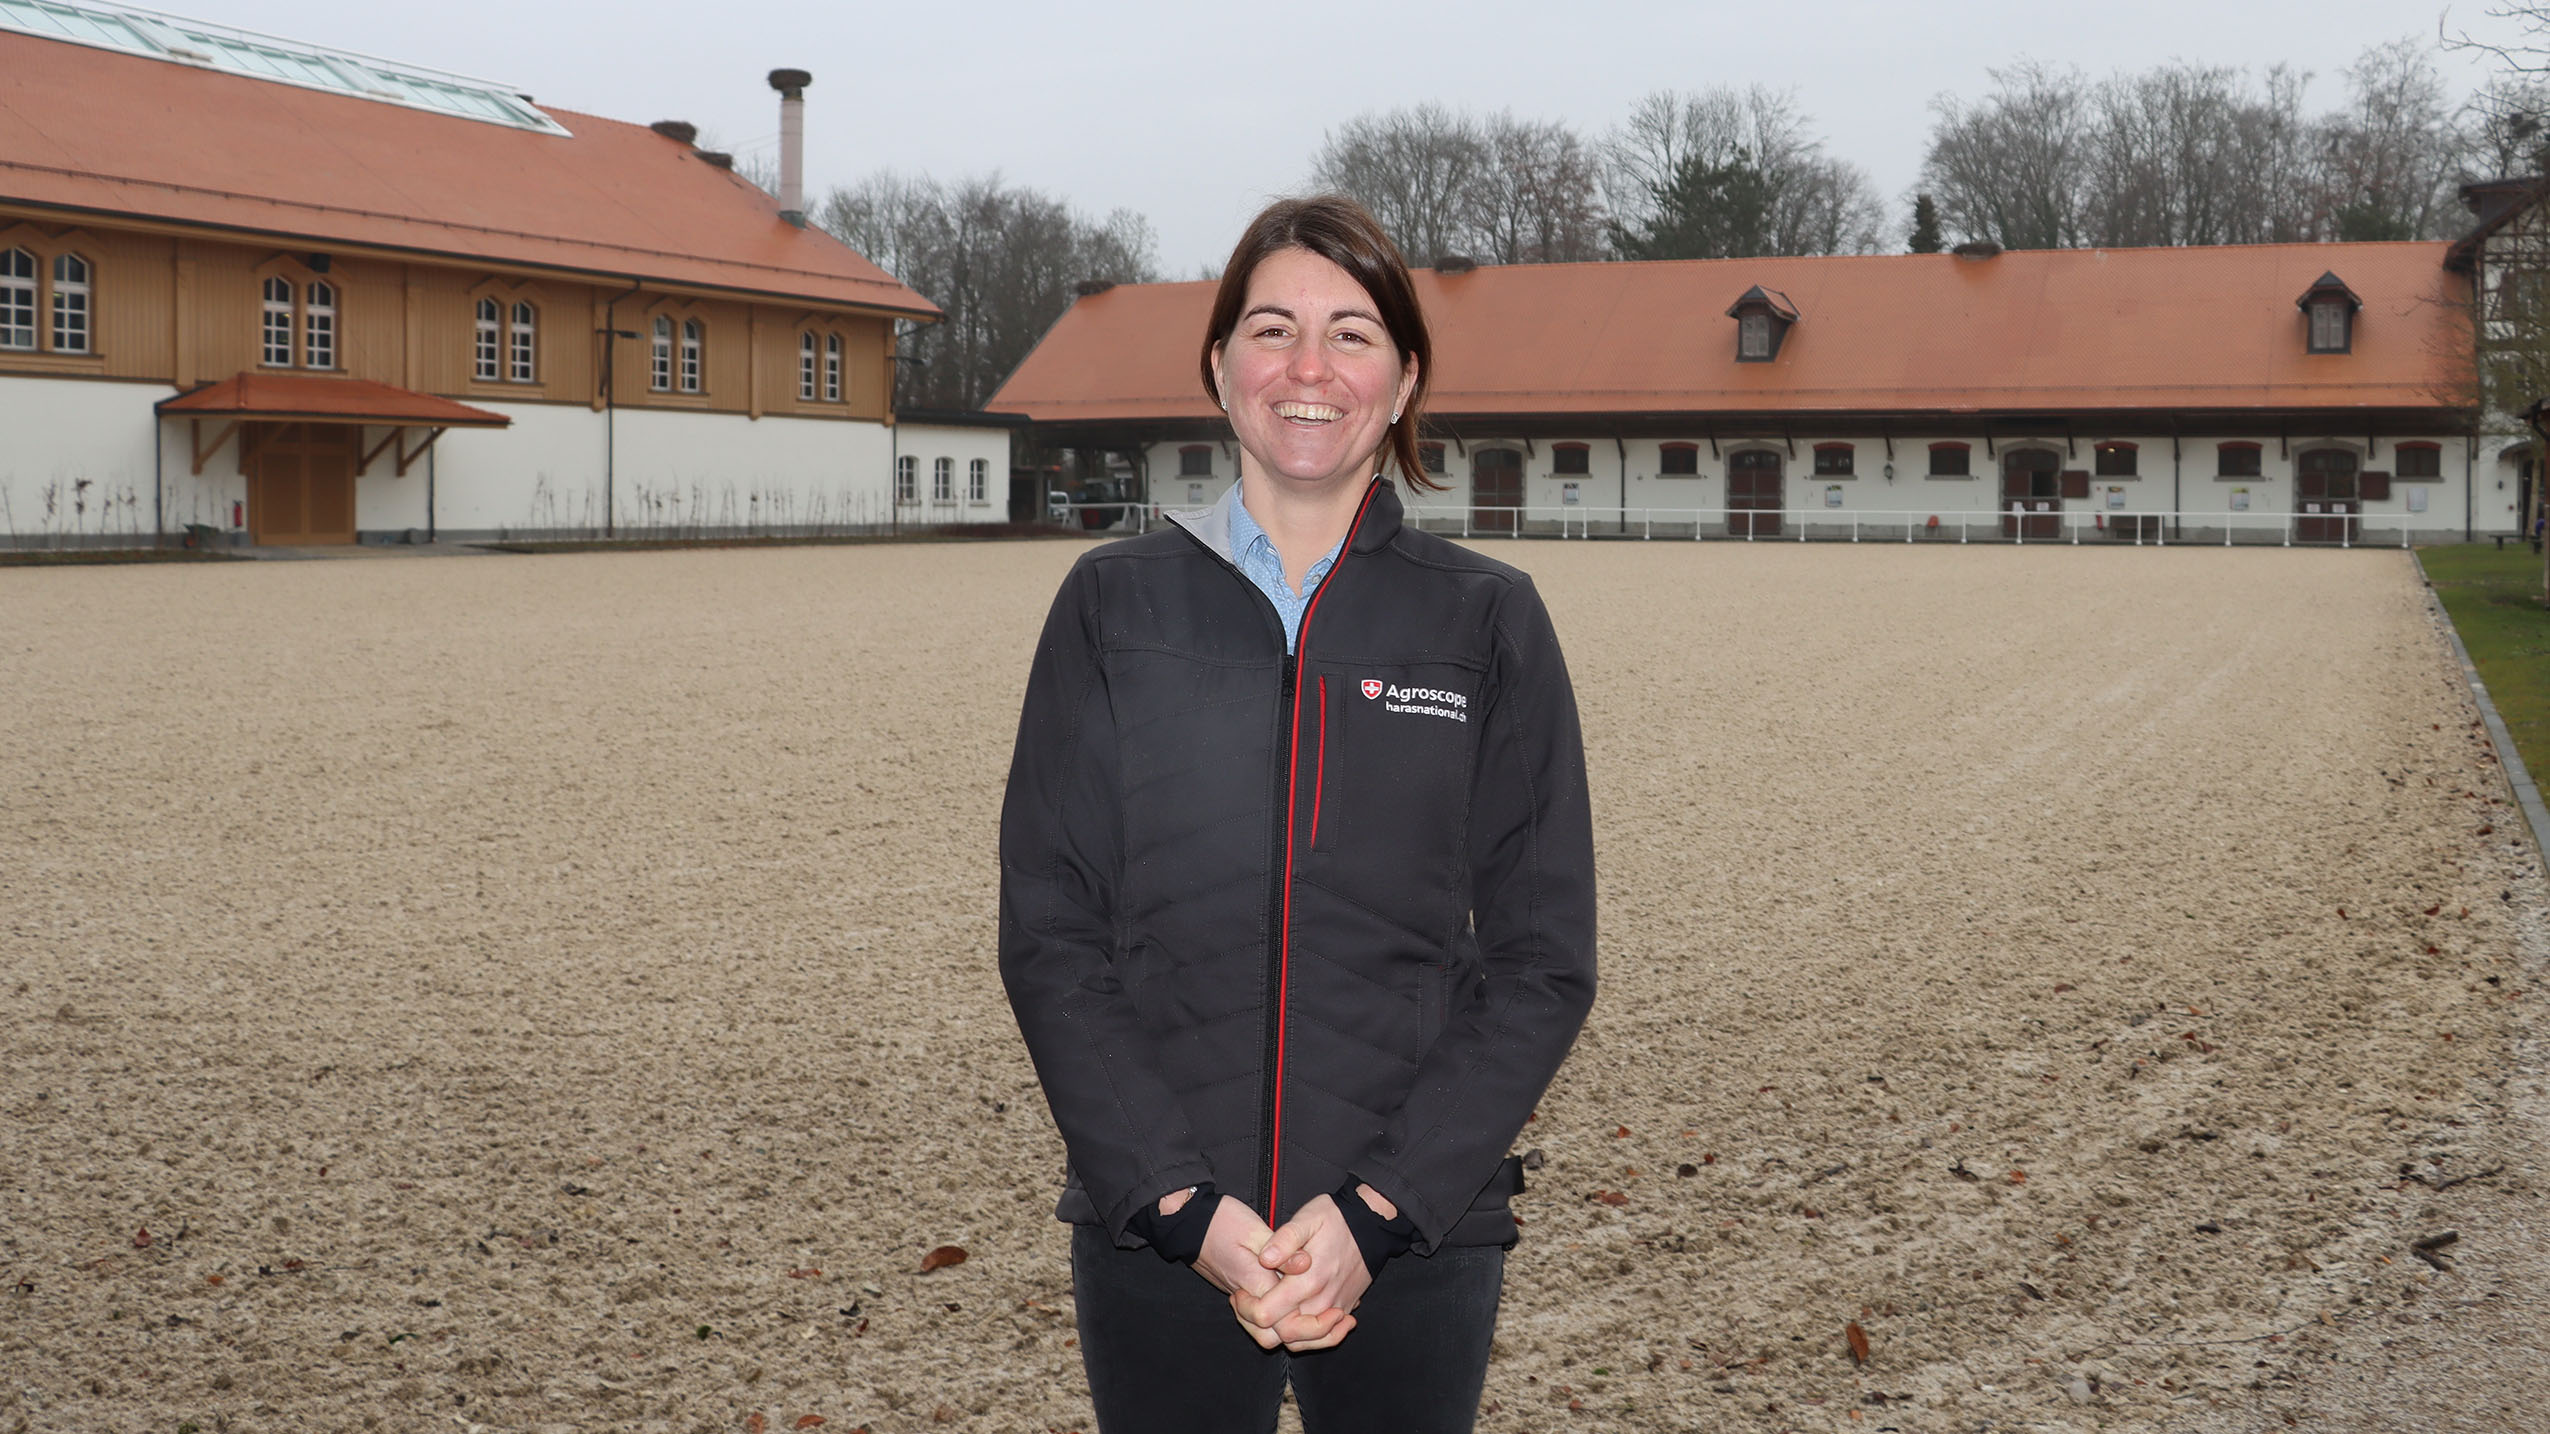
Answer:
[{"left": 232, "top": 500, "right": 243, "bottom": 527}]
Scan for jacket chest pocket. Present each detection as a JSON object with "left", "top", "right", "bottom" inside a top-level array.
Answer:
[{"left": 1308, "top": 663, "right": 1479, "bottom": 859}]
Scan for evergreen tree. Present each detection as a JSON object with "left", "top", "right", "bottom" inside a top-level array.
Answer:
[
  {"left": 1909, "top": 193, "right": 1944, "bottom": 253},
  {"left": 1608, "top": 149, "right": 1774, "bottom": 261}
]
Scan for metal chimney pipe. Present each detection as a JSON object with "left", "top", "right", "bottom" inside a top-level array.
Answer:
[{"left": 767, "top": 68, "right": 811, "bottom": 226}]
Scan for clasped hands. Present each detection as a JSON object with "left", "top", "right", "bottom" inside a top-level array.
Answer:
[{"left": 1166, "top": 1185, "right": 1392, "bottom": 1351}]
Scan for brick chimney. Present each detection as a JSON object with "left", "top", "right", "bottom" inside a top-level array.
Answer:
[{"left": 767, "top": 68, "right": 811, "bottom": 226}]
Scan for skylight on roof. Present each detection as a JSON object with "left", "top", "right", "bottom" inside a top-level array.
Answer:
[{"left": 0, "top": 0, "right": 572, "bottom": 136}]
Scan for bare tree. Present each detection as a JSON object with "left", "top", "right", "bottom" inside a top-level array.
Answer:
[
  {"left": 1472, "top": 114, "right": 1608, "bottom": 265},
  {"left": 817, "top": 173, "right": 1158, "bottom": 410},
  {"left": 1918, "top": 62, "right": 2094, "bottom": 250},
  {"left": 1311, "top": 105, "right": 1491, "bottom": 267},
  {"left": 2315, "top": 37, "right": 2464, "bottom": 240},
  {"left": 2080, "top": 62, "right": 2318, "bottom": 246},
  {"left": 1603, "top": 87, "right": 1885, "bottom": 258}
]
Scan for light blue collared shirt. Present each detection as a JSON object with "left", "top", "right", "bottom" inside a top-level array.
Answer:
[{"left": 1228, "top": 493, "right": 1342, "bottom": 655}]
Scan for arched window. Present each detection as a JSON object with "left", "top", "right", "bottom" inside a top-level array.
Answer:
[
  {"left": 474, "top": 297, "right": 501, "bottom": 381},
  {"left": 824, "top": 333, "right": 843, "bottom": 402},
  {"left": 650, "top": 316, "right": 673, "bottom": 391},
  {"left": 260, "top": 275, "right": 295, "bottom": 366},
  {"left": 303, "top": 280, "right": 336, "bottom": 369},
  {"left": 49, "top": 253, "right": 89, "bottom": 353},
  {"left": 895, "top": 454, "right": 917, "bottom": 504},
  {"left": 679, "top": 319, "right": 703, "bottom": 392},
  {"left": 507, "top": 301, "right": 536, "bottom": 382},
  {"left": 932, "top": 455, "right": 953, "bottom": 502},
  {"left": 968, "top": 457, "right": 989, "bottom": 503},
  {"left": 1658, "top": 442, "right": 1699, "bottom": 476},
  {"left": 0, "top": 249, "right": 35, "bottom": 350},
  {"left": 799, "top": 331, "right": 818, "bottom": 401}
]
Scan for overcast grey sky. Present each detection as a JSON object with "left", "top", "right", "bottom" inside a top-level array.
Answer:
[{"left": 198, "top": 0, "right": 2516, "bottom": 274}]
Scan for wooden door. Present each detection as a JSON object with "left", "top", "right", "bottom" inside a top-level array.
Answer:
[
  {"left": 1727, "top": 449, "right": 1783, "bottom": 537},
  {"left": 1471, "top": 448, "right": 1523, "bottom": 534},
  {"left": 2295, "top": 449, "right": 2359, "bottom": 543},
  {"left": 247, "top": 422, "right": 359, "bottom": 545},
  {"left": 2000, "top": 449, "right": 2062, "bottom": 539}
]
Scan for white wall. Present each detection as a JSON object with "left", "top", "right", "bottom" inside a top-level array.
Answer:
[
  {"left": 0, "top": 376, "right": 168, "bottom": 545},
  {"left": 889, "top": 423, "right": 1014, "bottom": 524},
  {"left": 1, "top": 379, "right": 920, "bottom": 544},
  {"left": 1145, "top": 429, "right": 2490, "bottom": 541}
]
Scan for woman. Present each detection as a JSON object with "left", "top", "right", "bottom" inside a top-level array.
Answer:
[{"left": 999, "top": 195, "right": 1596, "bottom": 1434}]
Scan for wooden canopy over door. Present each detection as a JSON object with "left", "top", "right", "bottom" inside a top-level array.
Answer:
[
  {"left": 247, "top": 422, "right": 360, "bottom": 545},
  {"left": 2001, "top": 449, "right": 2062, "bottom": 540},
  {"left": 2295, "top": 449, "right": 2360, "bottom": 543},
  {"left": 1727, "top": 449, "right": 1783, "bottom": 537},
  {"left": 1472, "top": 448, "right": 1523, "bottom": 534}
]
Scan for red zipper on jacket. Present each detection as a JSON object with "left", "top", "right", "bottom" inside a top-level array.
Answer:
[
  {"left": 1311, "top": 676, "right": 1329, "bottom": 848},
  {"left": 1264, "top": 479, "right": 1381, "bottom": 1220}
]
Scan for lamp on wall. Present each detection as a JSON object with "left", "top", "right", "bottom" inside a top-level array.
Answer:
[{"left": 1883, "top": 461, "right": 1895, "bottom": 482}]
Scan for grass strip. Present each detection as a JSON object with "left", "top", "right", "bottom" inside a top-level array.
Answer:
[{"left": 2421, "top": 543, "right": 2550, "bottom": 787}]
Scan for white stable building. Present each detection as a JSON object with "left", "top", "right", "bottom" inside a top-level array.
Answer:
[
  {"left": 0, "top": 0, "right": 1008, "bottom": 547},
  {"left": 993, "top": 240, "right": 2490, "bottom": 547}
]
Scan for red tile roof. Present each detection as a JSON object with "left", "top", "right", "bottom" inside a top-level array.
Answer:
[
  {"left": 0, "top": 29, "right": 936, "bottom": 318},
  {"left": 157, "top": 372, "right": 511, "bottom": 427},
  {"left": 991, "top": 242, "right": 2467, "bottom": 424}
]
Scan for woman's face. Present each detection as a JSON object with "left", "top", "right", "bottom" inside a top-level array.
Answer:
[{"left": 1212, "top": 247, "right": 1419, "bottom": 494}]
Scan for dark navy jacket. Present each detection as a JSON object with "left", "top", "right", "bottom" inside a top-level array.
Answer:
[{"left": 998, "top": 478, "right": 1597, "bottom": 1254}]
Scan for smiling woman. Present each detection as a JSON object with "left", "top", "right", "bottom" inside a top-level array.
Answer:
[{"left": 1002, "top": 194, "right": 1596, "bottom": 1434}]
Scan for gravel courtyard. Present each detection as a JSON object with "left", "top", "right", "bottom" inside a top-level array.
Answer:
[{"left": 4, "top": 536, "right": 2545, "bottom": 1434}]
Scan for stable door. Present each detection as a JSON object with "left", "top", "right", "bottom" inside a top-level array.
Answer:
[
  {"left": 1471, "top": 448, "right": 1523, "bottom": 535},
  {"left": 247, "top": 422, "right": 360, "bottom": 545},
  {"left": 2295, "top": 449, "right": 2360, "bottom": 543},
  {"left": 1727, "top": 450, "right": 1783, "bottom": 537},
  {"left": 2001, "top": 450, "right": 2062, "bottom": 540}
]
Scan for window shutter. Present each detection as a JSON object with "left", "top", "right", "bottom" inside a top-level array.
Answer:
[
  {"left": 2359, "top": 471, "right": 2391, "bottom": 502},
  {"left": 2059, "top": 469, "right": 2091, "bottom": 501}
]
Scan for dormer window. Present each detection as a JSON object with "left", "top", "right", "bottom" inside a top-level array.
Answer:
[
  {"left": 2297, "top": 271, "right": 2361, "bottom": 354},
  {"left": 1726, "top": 285, "right": 1799, "bottom": 362}
]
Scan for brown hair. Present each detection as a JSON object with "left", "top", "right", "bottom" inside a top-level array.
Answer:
[{"left": 1199, "top": 195, "right": 1441, "bottom": 491}]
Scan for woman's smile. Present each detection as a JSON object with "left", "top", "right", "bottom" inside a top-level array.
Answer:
[{"left": 1213, "top": 246, "right": 1418, "bottom": 492}]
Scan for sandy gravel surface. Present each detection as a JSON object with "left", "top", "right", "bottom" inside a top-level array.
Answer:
[{"left": 2, "top": 538, "right": 2544, "bottom": 1434}]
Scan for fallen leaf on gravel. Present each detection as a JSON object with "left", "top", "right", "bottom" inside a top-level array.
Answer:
[
  {"left": 2052, "top": 983, "right": 2074, "bottom": 993},
  {"left": 1846, "top": 1322, "right": 1871, "bottom": 1363},
  {"left": 1614, "top": 1125, "right": 1631, "bottom": 1138},
  {"left": 794, "top": 1418, "right": 826, "bottom": 1429},
  {"left": 1590, "top": 1190, "right": 1629, "bottom": 1206},
  {"left": 747, "top": 1414, "right": 766, "bottom": 1434},
  {"left": 205, "top": 1274, "right": 223, "bottom": 1286},
  {"left": 133, "top": 1228, "right": 151, "bottom": 1249},
  {"left": 1677, "top": 1163, "right": 1699, "bottom": 1178},
  {"left": 2425, "top": 904, "right": 2442, "bottom": 916},
  {"left": 919, "top": 1246, "right": 967, "bottom": 1273},
  {"left": 786, "top": 1268, "right": 821, "bottom": 1279}
]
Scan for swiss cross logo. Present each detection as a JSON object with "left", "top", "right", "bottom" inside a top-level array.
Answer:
[{"left": 1360, "top": 679, "right": 1384, "bottom": 700}]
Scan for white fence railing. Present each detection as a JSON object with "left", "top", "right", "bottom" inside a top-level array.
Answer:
[{"left": 1057, "top": 501, "right": 2421, "bottom": 548}]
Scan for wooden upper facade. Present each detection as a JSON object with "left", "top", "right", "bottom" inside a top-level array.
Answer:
[
  {"left": 0, "top": 11, "right": 933, "bottom": 422},
  {"left": 0, "top": 215, "right": 900, "bottom": 420}
]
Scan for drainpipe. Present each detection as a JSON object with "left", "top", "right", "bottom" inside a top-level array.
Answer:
[
  {"left": 1615, "top": 433, "right": 1629, "bottom": 536},
  {"left": 601, "top": 279, "right": 643, "bottom": 538},
  {"left": 152, "top": 406, "right": 164, "bottom": 547},
  {"left": 2466, "top": 427, "right": 2476, "bottom": 543},
  {"left": 427, "top": 435, "right": 437, "bottom": 543}
]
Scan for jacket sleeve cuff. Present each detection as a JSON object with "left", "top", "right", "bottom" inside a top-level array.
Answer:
[
  {"left": 1121, "top": 1184, "right": 1220, "bottom": 1264},
  {"left": 1332, "top": 1179, "right": 1418, "bottom": 1278}
]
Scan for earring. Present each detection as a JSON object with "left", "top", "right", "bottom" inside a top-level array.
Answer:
[{"left": 1390, "top": 411, "right": 1401, "bottom": 425}]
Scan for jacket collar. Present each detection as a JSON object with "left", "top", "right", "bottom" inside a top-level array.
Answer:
[{"left": 1168, "top": 475, "right": 1403, "bottom": 564}]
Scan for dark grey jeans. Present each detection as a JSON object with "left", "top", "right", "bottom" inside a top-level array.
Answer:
[{"left": 1070, "top": 1222, "right": 1505, "bottom": 1434}]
